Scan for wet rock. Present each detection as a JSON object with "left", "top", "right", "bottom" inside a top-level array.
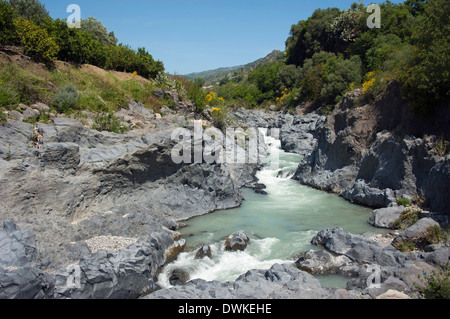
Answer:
[
  {"left": 225, "top": 231, "right": 250, "bottom": 251},
  {"left": 195, "top": 245, "right": 212, "bottom": 259},
  {"left": 143, "top": 263, "right": 333, "bottom": 299},
  {"left": 169, "top": 268, "right": 190, "bottom": 286}
]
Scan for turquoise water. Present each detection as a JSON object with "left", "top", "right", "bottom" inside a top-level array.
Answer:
[{"left": 158, "top": 133, "right": 383, "bottom": 288}]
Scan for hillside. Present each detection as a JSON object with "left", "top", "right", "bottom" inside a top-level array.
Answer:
[{"left": 184, "top": 49, "right": 283, "bottom": 84}]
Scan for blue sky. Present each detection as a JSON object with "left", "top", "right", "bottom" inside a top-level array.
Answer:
[{"left": 41, "top": 0, "right": 398, "bottom": 75}]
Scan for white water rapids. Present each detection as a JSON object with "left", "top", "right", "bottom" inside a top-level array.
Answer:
[{"left": 158, "top": 130, "right": 384, "bottom": 288}]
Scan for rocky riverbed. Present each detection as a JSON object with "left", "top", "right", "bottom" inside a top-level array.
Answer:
[{"left": 1, "top": 88, "right": 449, "bottom": 299}]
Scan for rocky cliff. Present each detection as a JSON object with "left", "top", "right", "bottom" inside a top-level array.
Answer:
[
  {"left": 283, "top": 85, "right": 450, "bottom": 215},
  {"left": 0, "top": 102, "right": 260, "bottom": 298}
]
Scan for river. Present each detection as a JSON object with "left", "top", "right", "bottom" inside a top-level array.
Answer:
[{"left": 157, "top": 130, "right": 385, "bottom": 289}]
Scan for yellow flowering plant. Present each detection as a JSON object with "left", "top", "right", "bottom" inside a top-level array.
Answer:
[{"left": 276, "top": 88, "right": 291, "bottom": 106}]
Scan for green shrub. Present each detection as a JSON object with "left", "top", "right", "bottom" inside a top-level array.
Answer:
[
  {"left": 0, "top": 86, "right": 18, "bottom": 108},
  {"left": 0, "top": 1, "right": 17, "bottom": 46},
  {"left": 53, "top": 83, "right": 78, "bottom": 113},
  {"left": 391, "top": 207, "right": 420, "bottom": 230},
  {"left": 396, "top": 197, "right": 412, "bottom": 207},
  {"left": 394, "top": 239, "right": 416, "bottom": 252},
  {"left": 434, "top": 136, "right": 449, "bottom": 157},
  {"left": 0, "top": 107, "right": 7, "bottom": 124},
  {"left": 424, "top": 225, "right": 449, "bottom": 245},
  {"left": 92, "top": 113, "right": 129, "bottom": 134},
  {"left": 14, "top": 17, "right": 59, "bottom": 63},
  {"left": 415, "top": 265, "right": 450, "bottom": 299}
]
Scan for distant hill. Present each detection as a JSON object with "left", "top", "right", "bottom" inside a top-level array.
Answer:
[{"left": 185, "top": 50, "right": 284, "bottom": 85}]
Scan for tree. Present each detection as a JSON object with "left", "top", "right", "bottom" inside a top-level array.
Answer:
[
  {"left": 81, "top": 17, "right": 117, "bottom": 47},
  {"left": 0, "top": 1, "right": 17, "bottom": 46},
  {"left": 14, "top": 17, "right": 59, "bottom": 62},
  {"left": 9, "top": 0, "right": 50, "bottom": 24},
  {"left": 402, "top": 0, "right": 450, "bottom": 113},
  {"left": 248, "top": 61, "right": 284, "bottom": 102},
  {"left": 285, "top": 7, "right": 341, "bottom": 66}
]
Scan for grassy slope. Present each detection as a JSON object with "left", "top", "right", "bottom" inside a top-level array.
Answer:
[{"left": 0, "top": 47, "right": 166, "bottom": 120}]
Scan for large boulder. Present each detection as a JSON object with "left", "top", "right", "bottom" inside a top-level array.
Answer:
[
  {"left": 368, "top": 206, "right": 405, "bottom": 229},
  {"left": 311, "top": 227, "right": 409, "bottom": 267},
  {"left": 295, "top": 249, "right": 353, "bottom": 275},
  {"left": 0, "top": 221, "right": 54, "bottom": 299},
  {"left": 392, "top": 218, "right": 441, "bottom": 246},
  {"left": 0, "top": 220, "right": 38, "bottom": 268}
]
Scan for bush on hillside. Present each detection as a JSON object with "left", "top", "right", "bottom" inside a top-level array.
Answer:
[{"left": 53, "top": 83, "right": 79, "bottom": 113}]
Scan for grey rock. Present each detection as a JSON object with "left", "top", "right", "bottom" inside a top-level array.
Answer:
[
  {"left": 169, "top": 268, "right": 190, "bottom": 286},
  {"left": 225, "top": 231, "right": 250, "bottom": 251},
  {"left": 10, "top": 110, "right": 23, "bottom": 122},
  {"left": 195, "top": 245, "right": 212, "bottom": 259},
  {"left": 424, "top": 247, "right": 450, "bottom": 267},
  {"left": 31, "top": 102, "right": 50, "bottom": 113},
  {"left": 40, "top": 142, "right": 80, "bottom": 172},
  {"left": 22, "top": 107, "right": 40, "bottom": 121},
  {"left": 0, "top": 266, "right": 54, "bottom": 299},
  {"left": 0, "top": 220, "right": 38, "bottom": 268},
  {"left": 311, "top": 227, "right": 408, "bottom": 267},
  {"left": 295, "top": 249, "right": 353, "bottom": 275},
  {"left": 144, "top": 263, "right": 333, "bottom": 299},
  {"left": 54, "top": 233, "right": 174, "bottom": 299},
  {"left": 368, "top": 206, "right": 404, "bottom": 228},
  {"left": 341, "top": 179, "right": 396, "bottom": 208},
  {"left": 392, "top": 218, "right": 441, "bottom": 246}
]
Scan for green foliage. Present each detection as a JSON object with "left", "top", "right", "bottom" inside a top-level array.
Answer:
[
  {"left": 14, "top": 17, "right": 59, "bottom": 62},
  {"left": 320, "top": 55, "right": 362, "bottom": 104},
  {"left": 81, "top": 17, "right": 117, "bottom": 47},
  {"left": 92, "top": 113, "right": 129, "bottom": 134},
  {"left": 217, "top": 82, "right": 261, "bottom": 108},
  {"left": 433, "top": 136, "right": 449, "bottom": 157},
  {"left": 52, "top": 83, "right": 79, "bottom": 113},
  {"left": 9, "top": 0, "right": 50, "bottom": 24},
  {"left": 0, "top": 63, "right": 48, "bottom": 106},
  {"left": 400, "top": 0, "right": 450, "bottom": 114},
  {"left": 423, "top": 225, "right": 449, "bottom": 245},
  {"left": 415, "top": 265, "right": 450, "bottom": 299},
  {"left": 391, "top": 207, "right": 421, "bottom": 230},
  {"left": 285, "top": 7, "right": 342, "bottom": 66},
  {"left": 0, "top": 1, "right": 17, "bottom": 46},
  {"left": 107, "top": 45, "right": 164, "bottom": 79},
  {"left": 0, "top": 107, "right": 7, "bottom": 124},
  {"left": 394, "top": 239, "right": 416, "bottom": 252},
  {"left": 187, "top": 84, "right": 207, "bottom": 113},
  {"left": 247, "top": 61, "right": 284, "bottom": 102},
  {"left": 396, "top": 197, "right": 413, "bottom": 207}
]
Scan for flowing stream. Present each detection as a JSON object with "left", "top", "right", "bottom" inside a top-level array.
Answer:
[{"left": 158, "top": 131, "right": 385, "bottom": 289}]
